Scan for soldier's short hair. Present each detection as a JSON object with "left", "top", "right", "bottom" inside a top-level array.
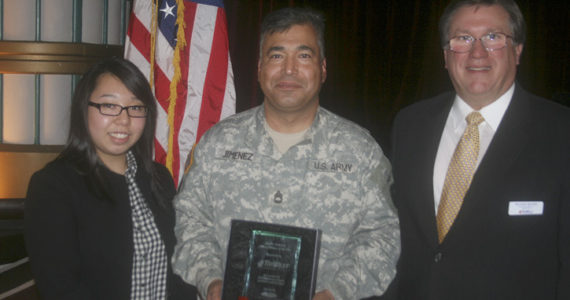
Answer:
[{"left": 259, "top": 7, "right": 326, "bottom": 60}]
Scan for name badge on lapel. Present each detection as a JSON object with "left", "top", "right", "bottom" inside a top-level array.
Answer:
[{"left": 508, "top": 201, "right": 544, "bottom": 216}]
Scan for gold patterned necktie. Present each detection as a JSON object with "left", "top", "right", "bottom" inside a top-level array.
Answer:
[{"left": 436, "top": 111, "right": 485, "bottom": 243}]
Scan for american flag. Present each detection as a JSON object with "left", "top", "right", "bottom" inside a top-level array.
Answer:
[{"left": 124, "top": 0, "right": 235, "bottom": 187}]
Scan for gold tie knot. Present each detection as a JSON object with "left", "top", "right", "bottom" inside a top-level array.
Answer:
[{"left": 466, "top": 111, "right": 484, "bottom": 126}]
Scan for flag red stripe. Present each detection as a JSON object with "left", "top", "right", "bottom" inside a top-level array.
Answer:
[
  {"left": 154, "top": 139, "right": 166, "bottom": 165},
  {"left": 196, "top": 8, "right": 229, "bottom": 142},
  {"left": 127, "top": 15, "right": 152, "bottom": 62},
  {"left": 154, "top": 67, "right": 172, "bottom": 113}
]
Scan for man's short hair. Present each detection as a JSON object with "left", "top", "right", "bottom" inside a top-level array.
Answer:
[
  {"left": 259, "top": 7, "right": 326, "bottom": 60},
  {"left": 438, "top": 0, "right": 526, "bottom": 48}
]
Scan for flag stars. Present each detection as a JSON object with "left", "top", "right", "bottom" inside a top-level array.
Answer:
[{"left": 160, "top": 2, "right": 176, "bottom": 19}]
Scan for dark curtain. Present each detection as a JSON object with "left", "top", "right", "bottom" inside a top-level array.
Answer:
[{"left": 225, "top": 0, "right": 570, "bottom": 150}]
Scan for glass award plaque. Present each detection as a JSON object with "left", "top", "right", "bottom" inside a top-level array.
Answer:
[{"left": 222, "top": 220, "right": 321, "bottom": 300}]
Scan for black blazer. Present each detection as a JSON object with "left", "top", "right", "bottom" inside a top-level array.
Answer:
[
  {"left": 389, "top": 86, "right": 570, "bottom": 300},
  {"left": 25, "top": 159, "right": 197, "bottom": 300}
]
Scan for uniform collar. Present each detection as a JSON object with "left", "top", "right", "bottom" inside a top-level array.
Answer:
[{"left": 244, "top": 105, "right": 331, "bottom": 159}]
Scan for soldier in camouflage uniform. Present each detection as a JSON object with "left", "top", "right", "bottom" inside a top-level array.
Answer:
[{"left": 172, "top": 7, "right": 400, "bottom": 300}]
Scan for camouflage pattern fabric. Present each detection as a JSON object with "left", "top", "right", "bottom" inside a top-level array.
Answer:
[{"left": 172, "top": 105, "right": 401, "bottom": 299}]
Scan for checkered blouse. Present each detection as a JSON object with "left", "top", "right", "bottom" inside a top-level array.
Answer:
[{"left": 125, "top": 151, "right": 167, "bottom": 299}]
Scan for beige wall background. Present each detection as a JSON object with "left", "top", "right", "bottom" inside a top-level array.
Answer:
[{"left": 0, "top": 146, "right": 60, "bottom": 198}]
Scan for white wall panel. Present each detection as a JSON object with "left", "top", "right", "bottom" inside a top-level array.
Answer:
[
  {"left": 42, "top": 0, "right": 73, "bottom": 42},
  {"left": 4, "top": 0, "right": 36, "bottom": 40},
  {"left": 108, "top": 0, "right": 123, "bottom": 44},
  {"left": 41, "top": 75, "right": 71, "bottom": 145},
  {"left": 3, "top": 74, "right": 35, "bottom": 144},
  {"left": 82, "top": 1, "right": 104, "bottom": 43}
]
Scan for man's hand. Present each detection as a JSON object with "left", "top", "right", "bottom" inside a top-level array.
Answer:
[
  {"left": 313, "top": 289, "right": 335, "bottom": 300},
  {"left": 206, "top": 279, "right": 222, "bottom": 300}
]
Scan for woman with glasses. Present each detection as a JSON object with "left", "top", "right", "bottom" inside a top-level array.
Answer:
[{"left": 24, "top": 57, "right": 196, "bottom": 300}]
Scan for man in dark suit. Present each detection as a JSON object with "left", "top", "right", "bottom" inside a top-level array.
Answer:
[{"left": 389, "top": 0, "right": 570, "bottom": 299}]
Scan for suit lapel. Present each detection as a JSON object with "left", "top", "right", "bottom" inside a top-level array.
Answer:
[{"left": 410, "top": 95, "right": 454, "bottom": 248}]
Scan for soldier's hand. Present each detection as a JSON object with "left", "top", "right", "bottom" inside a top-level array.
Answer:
[
  {"left": 206, "top": 279, "right": 222, "bottom": 300},
  {"left": 313, "top": 289, "right": 335, "bottom": 300}
]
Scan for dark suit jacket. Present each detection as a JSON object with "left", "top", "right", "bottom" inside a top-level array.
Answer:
[
  {"left": 389, "top": 86, "right": 570, "bottom": 300},
  {"left": 25, "top": 159, "right": 197, "bottom": 300}
]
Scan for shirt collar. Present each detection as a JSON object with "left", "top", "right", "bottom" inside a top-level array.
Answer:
[{"left": 450, "top": 83, "right": 515, "bottom": 131}]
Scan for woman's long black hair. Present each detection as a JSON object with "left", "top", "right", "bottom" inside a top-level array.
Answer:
[{"left": 58, "top": 57, "right": 168, "bottom": 206}]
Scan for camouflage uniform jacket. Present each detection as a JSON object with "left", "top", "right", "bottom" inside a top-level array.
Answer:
[{"left": 172, "top": 105, "right": 401, "bottom": 299}]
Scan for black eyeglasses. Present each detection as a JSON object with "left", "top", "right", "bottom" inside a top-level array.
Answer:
[
  {"left": 88, "top": 102, "right": 148, "bottom": 118},
  {"left": 447, "top": 32, "right": 513, "bottom": 53}
]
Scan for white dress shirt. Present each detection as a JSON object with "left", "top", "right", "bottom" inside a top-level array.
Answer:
[{"left": 433, "top": 84, "right": 515, "bottom": 213}]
